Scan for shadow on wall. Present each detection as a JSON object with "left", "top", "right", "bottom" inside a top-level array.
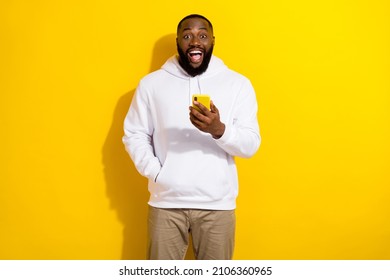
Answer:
[{"left": 103, "top": 33, "right": 196, "bottom": 259}]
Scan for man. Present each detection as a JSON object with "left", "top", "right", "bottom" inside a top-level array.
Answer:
[{"left": 123, "top": 14, "right": 260, "bottom": 260}]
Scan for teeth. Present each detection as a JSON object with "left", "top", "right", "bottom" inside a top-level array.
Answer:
[{"left": 189, "top": 51, "right": 202, "bottom": 54}]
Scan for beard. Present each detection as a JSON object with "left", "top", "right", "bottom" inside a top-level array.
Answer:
[{"left": 177, "top": 44, "right": 214, "bottom": 77}]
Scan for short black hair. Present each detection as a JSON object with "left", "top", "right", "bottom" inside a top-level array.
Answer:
[{"left": 177, "top": 14, "right": 213, "bottom": 33}]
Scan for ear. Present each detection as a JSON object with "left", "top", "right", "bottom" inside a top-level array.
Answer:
[{"left": 212, "top": 36, "right": 215, "bottom": 45}]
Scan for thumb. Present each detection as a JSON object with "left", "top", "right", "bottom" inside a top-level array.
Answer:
[{"left": 210, "top": 100, "right": 219, "bottom": 113}]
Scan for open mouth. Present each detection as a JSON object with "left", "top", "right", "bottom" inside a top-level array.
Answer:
[{"left": 187, "top": 50, "right": 203, "bottom": 64}]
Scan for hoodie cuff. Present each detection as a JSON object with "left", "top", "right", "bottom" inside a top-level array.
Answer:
[{"left": 214, "top": 122, "right": 233, "bottom": 146}]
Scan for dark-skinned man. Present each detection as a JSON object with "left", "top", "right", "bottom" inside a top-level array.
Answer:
[{"left": 123, "top": 14, "right": 261, "bottom": 260}]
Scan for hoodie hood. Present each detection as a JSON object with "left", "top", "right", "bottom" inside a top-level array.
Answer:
[{"left": 161, "top": 55, "right": 228, "bottom": 80}]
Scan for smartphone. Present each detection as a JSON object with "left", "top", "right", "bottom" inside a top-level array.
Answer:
[{"left": 192, "top": 94, "right": 210, "bottom": 111}]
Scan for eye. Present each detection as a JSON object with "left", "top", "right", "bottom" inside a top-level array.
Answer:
[
  {"left": 183, "top": 34, "right": 191, "bottom": 40},
  {"left": 199, "top": 34, "right": 207, "bottom": 39}
]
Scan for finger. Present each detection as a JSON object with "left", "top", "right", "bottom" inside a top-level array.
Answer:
[
  {"left": 190, "top": 106, "right": 208, "bottom": 122},
  {"left": 193, "top": 101, "right": 211, "bottom": 115},
  {"left": 189, "top": 113, "right": 206, "bottom": 129},
  {"left": 190, "top": 107, "right": 212, "bottom": 126},
  {"left": 210, "top": 100, "right": 219, "bottom": 114}
]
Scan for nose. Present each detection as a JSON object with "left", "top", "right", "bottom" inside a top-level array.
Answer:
[{"left": 189, "top": 36, "right": 200, "bottom": 46}]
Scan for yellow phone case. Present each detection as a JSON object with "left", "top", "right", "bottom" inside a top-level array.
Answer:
[{"left": 192, "top": 94, "right": 210, "bottom": 111}]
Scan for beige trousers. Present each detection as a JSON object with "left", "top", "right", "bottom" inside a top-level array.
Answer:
[{"left": 147, "top": 206, "right": 235, "bottom": 260}]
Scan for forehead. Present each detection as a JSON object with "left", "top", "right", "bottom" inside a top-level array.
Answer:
[{"left": 178, "top": 18, "right": 212, "bottom": 33}]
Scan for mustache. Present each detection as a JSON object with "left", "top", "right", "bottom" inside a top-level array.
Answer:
[{"left": 187, "top": 47, "right": 205, "bottom": 53}]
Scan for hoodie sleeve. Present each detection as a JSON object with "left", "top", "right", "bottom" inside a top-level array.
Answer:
[
  {"left": 214, "top": 78, "right": 261, "bottom": 158},
  {"left": 122, "top": 81, "right": 161, "bottom": 181}
]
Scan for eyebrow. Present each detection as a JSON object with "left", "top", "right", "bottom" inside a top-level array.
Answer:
[{"left": 182, "top": 26, "right": 208, "bottom": 31}]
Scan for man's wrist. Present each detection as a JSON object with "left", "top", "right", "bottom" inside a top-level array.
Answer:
[{"left": 212, "top": 123, "right": 226, "bottom": 139}]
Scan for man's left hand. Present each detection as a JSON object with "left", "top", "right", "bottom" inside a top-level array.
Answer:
[{"left": 189, "top": 100, "right": 225, "bottom": 139}]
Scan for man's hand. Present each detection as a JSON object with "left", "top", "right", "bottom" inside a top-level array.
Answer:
[{"left": 189, "top": 100, "right": 225, "bottom": 139}]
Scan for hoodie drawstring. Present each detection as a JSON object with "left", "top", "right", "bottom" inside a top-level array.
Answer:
[{"left": 188, "top": 76, "right": 202, "bottom": 106}]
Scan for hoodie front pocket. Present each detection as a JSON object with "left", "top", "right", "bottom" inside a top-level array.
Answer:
[{"left": 153, "top": 151, "right": 233, "bottom": 201}]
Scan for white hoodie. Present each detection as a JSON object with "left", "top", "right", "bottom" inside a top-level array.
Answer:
[{"left": 123, "top": 55, "right": 260, "bottom": 210}]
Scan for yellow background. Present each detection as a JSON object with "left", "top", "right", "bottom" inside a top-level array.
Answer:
[{"left": 1, "top": 0, "right": 389, "bottom": 259}]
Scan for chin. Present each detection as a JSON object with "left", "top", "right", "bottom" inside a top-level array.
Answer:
[{"left": 190, "top": 62, "right": 203, "bottom": 68}]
